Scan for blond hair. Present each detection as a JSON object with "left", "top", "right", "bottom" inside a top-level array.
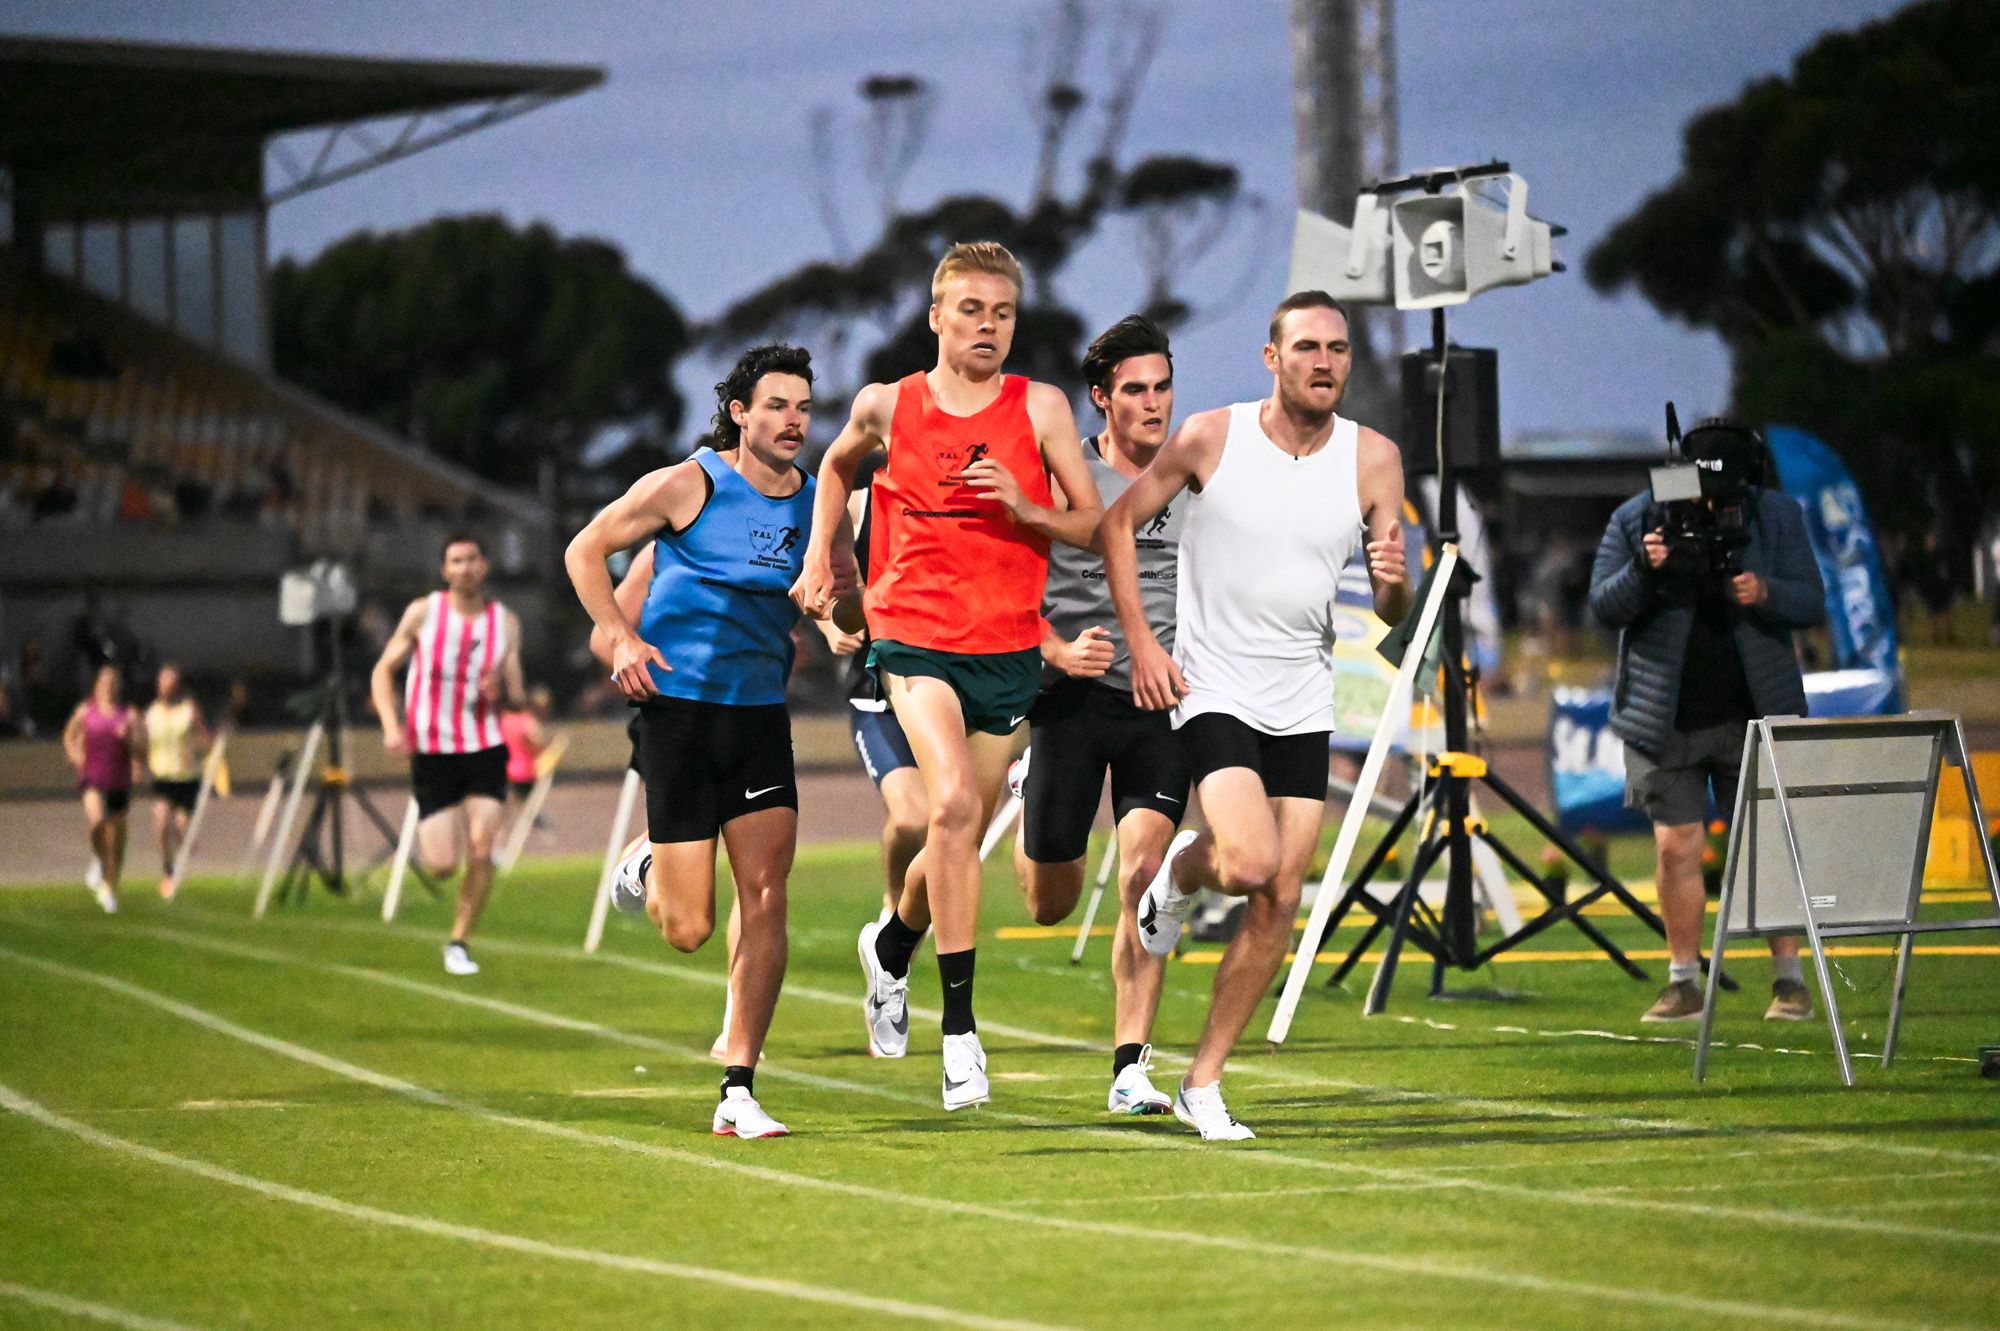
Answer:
[{"left": 931, "top": 241, "right": 1024, "bottom": 301}]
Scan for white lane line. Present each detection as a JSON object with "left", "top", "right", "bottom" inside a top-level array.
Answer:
[
  {"left": 303, "top": 914, "right": 2000, "bottom": 1171},
  {"left": 4, "top": 941, "right": 1977, "bottom": 1331},
  {"left": 0, "top": 1280, "right": 207, "bottom": 1331},
  {"left": 0, "top": 1081, "right": 1072, "bottom": 1331},
  {"left": 39, "top": 928, "right": 2000, "bottom": 1260}
]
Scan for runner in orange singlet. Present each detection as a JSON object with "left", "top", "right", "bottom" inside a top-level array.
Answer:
[{"left": 793, "top": 241, "right": 1103, "bottom": 1110}]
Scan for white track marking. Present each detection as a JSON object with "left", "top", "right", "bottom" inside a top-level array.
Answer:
[
  {"left": 21, "top": 930, "right": 2000, "bottom": 1259},
  {"left": 3, "top": 943, "right": 1984, "bottom": 1331},
  {"left": 0, "top": 1280, "right": 207, "bottom": 1331},
  {"left": 124, "top": 923, "right": 2000, "bottom": 1227},
  {"left": 0, "top": 1081, "right": 1073, "bottom": 1331},
  {"left": 279, "top": 914, "right": 2000, "bottom": 1170}
]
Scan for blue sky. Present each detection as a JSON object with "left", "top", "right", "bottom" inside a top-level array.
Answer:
[{"left": 11, "top": 0, "right": 1911, "bottom": 443}]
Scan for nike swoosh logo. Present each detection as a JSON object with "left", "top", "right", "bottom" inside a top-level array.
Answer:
[
  {"left": 948, "top": 979, "right": 969, "bottom": 989},
  {"left": 1153, "top": 793, "right": 1182, "bottom": 804},
  {"left": 1008, "top": 716, "right": 1027, "bottom": 728},
  {"left": 1140, "top": 897, "right": 1158, "bottom": 932},
  {"left": 744, "top": 785, "right": 783, "bottom": 799},
  {"left": 943, "top": 1075, "right": 972, "bottom": 1092}
]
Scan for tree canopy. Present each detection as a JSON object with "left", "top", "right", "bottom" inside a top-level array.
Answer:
[
  {"left": 270, "top": 215, "right": 689, "bottom": 489},
  {"left": 705, "top": 2, "right": 1263, "bottom": 420},
  {"left": 1587, "top": 0, "right": 1999, "bottom": 549}
]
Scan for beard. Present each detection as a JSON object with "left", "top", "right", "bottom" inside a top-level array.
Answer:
[{"left": 1276, "top": 373, "right": 1342, "bottom": 421}]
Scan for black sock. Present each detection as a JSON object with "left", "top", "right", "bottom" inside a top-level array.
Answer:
[
  {"left": 721, "top": 1065, "right": 754, "bottom": 1097},
  {"left": 1113, "top": 1042, "right": 1145, "bottom": 1076},
  {"left": 874, "top": 910, "right": 926, "bottom": 980},
  {"left": 938, "top": 948, "right": 977, "bottom": 1036}
]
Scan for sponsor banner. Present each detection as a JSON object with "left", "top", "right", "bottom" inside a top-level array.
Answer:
[
  {"left": 1548, "top": 686, "right": 1649, "bottom": 836},
  {"left": 1764, "top": 425, "right": 1902, "bottom": 712}
]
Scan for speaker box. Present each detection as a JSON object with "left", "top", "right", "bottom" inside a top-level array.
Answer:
[{"left": 1398, "top": 345, "right": 1499, "bottom": 475}]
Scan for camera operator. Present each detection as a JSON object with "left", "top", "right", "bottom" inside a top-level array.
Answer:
[{"left": 1588, "top": 419, "right": 1825, "bottom": 1024}]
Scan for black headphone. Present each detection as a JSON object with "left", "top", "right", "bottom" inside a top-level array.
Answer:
[{"left": 1681, "top": 416, "right": 1771, "bottom": 491}]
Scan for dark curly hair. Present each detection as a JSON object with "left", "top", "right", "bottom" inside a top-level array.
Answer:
[
  {"left": 711, "top": 344, "right": 814, "bottom": 448},
  {"left": 1080, "top": 316, "right": 1171, "bottom": 416}
]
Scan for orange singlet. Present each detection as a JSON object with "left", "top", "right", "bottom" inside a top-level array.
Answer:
[{"left": 864, "top": 372, "right": 1053, "bottom": 653}]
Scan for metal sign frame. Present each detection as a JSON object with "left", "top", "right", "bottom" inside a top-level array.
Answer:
[{"left": 1694, "top": 712, "right": 2000, "bottom": 1085}]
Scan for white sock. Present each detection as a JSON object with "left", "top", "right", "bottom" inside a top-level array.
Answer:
[
  {"left": 1771, "top": 954, "right": 1805, "bottom": 985},
  {"left": 1669, "top": 961, "right": 1700, "bottom": 985}
]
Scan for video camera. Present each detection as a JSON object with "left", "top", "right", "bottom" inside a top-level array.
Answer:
[{"left": 1647, "top": 406, "right": 1763, "bottom": 580}]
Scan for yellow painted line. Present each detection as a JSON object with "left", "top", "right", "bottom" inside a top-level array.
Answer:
[
  {"left": 1169, "top": 944, "right": 2000, "bottom": 967},
  {"left": 994, "top": 895, "right": 1996, "bottom": 942}
]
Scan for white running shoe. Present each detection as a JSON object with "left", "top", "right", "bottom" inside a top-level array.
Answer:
[
  {"left": 941, "top": 1031, "right": 989, "bottom": 1111},
  {"left": 91, "top": 884, "right": 118, "bottom": 914},
  {"left": 1136, "top": 829, "right": 1201, "bottom": 957},
  {"left": 1173, "top": 1079, "right": 1254, "bottom": 1141},
  {"left": 1007, "top": 749, "right": 1031, "bottom": 800},
  {"left": 85, "top": 858, "right": 105, "bottom": 891},
  {"left": 1106, "top": 1045, "right": 1173, "bottom": 1115},
  {"left": 443, "top": 941, "right": 480, "bottom": 976},
  {"left": 856, "top": 918, "right": 910, "bottom": 1059},
  {"left": 610, "top": 844, "right": 650, "bottom": 915},
  {"left": 712, "top": 1086, "right": 789, "bottom": 1139}
]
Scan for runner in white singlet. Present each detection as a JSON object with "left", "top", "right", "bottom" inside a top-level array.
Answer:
[{"left": 1099, "top": 291, "right": 1412, "bottom": 1140}]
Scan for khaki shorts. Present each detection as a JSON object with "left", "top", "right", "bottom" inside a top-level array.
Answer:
[{"left": 1623, "top": 720, "right": 1751, "bottom": 827}]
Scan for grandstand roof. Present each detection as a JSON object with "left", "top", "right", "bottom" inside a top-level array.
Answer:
[
  {"left": 0, "top": 36, "right": 603, "bottom": 202},
  {"left": 0, "top": 35, "right": 601, "bottom": 149}
]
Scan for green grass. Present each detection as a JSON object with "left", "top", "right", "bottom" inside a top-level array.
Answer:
[{"left": 2, "top": 837, "right": 1998, "bottom": 1331}]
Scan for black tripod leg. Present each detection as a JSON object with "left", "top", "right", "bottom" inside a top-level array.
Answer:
[
  {"left": 1478, "top": 834, "right": 1650, "bottom": 980},
  {"left": 1481, "top": 769, "right": 1667, "bottom": 932},
  {"left": 1363, "top": 831, "right": 1449, "bottom": 1016},
  {"left": 1302, "top": 789, "right": 1425, "bottom": 973},
  {"left": 352, "top": 787, "right": 441, "bottom": 897}
]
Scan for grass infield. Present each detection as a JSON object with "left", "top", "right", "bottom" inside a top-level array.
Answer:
[{"left": 2, "top": 833, "right": 1997, "bottom": 1331}]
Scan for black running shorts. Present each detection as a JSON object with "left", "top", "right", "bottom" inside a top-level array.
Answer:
[
  {"left": 410, "top": 746, "right": 509, "bottom": 819},
  {"left": 1023, "top": 679, "right": 1188, "bottom": 864},
  {"left": 153, "top": 778, "right": 201, "bottom": 813},
  {"left": 633, "top": 696, "right": 796, "bottom": 844},
  {"left": 1177, "top": 711, "right": 1329, "bottom": 803},
  {"left": 849, "top": 701, "right": 917, "bottom": 787}
]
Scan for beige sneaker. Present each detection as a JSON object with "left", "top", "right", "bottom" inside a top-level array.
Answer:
[
  {"left": 1764, "top": 978, "right": 1814, "bottom": 1021},
  {"left": 1641, "top": 979, "right": 1705, "bottom": 1023}
]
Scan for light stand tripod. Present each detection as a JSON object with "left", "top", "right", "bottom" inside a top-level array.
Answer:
[
  {"left": 263, "top": 620, "right": 438, "bottom": 912},
  {"left": 1302, "top": 304, "right": 1684, "bottom": 1014}
]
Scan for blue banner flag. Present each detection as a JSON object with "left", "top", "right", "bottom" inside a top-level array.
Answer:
[{"left": 1764, "top": 425, "right": 1903, "bottom": 712}]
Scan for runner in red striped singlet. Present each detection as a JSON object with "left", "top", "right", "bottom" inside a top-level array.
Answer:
[
  {"left": 370, "top": 532, "right": 527, "bottom": 976},
  {"left": 792, "top": 241, "right": 1105, "bottom": 1111}
]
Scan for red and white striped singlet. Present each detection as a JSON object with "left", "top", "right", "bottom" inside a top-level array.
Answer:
[{"left": 403, "top": 593, "right": 510, "bottom": 755}]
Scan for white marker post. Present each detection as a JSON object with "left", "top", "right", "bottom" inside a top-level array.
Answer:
[
  {"left": 241, "top": 767, "right": 287, "bottom": 877},
  {"left": 381, "top": 797, "right": 421, "bottom": 922},
  {"left": 979, "top": 793, "right": 1022, "bottom": 863},
  {"left": 167, "top": 732, "right": 228, "bottom": 892},
  {"left": 499, "top": 733, "right": 569, "bottom": 874},
  {"left": 1267, "top": 544, "right": 1459, "bottom": 1046},
  {"left": 1069, "top": 830, "right": 1121, "bottom": 964},
  {"left": 584, "top": 768, "right": 642, "bottom": 953},
  {"left": 253, "top": 721, "right": 323, "bottom": 920}
]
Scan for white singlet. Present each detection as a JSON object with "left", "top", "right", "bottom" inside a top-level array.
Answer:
[
  {"left": 1172, "top": 401, "right": 1363, "bottom": 736},
  {"left": 403, "top": 592, "right": 510, "bottom": 755}
]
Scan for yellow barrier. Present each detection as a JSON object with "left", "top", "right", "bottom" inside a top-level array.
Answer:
[{"left": 1924, "top": 751, "right": 2000, "bottom": 886}]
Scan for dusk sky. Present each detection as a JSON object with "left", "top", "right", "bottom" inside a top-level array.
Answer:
[{"left": 13, "top": 0, "right": 1910, "bottom": 446}]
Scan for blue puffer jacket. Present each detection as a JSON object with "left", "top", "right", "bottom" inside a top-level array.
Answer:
[{"left": 1587, "top": 488, "right": 1825, "bottom": 756}]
